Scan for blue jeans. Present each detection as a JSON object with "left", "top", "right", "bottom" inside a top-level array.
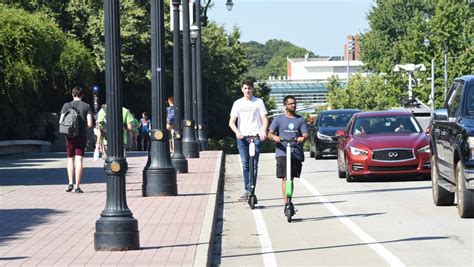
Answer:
[{"left": 237, "top": 138, "right": 261, "bottom": 192}]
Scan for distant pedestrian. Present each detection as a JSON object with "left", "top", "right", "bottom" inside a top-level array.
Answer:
[
  {"left": 229, "top": 80, "right": 268, "bottom": 201},
  {"left": 59, "top": 86, "right": 93, "bottom": 193},
  {"left": 166, "top": 96, "right": 176, "bottom": 153},
  {"left": 130, "top": 112, "right": 140, "bottom": 151},
  {"left": 140, "top": 112, "right": 151, "bottom": 151},
  {"left": 95, "top": 105, "right": 134, "bottom": 157}
]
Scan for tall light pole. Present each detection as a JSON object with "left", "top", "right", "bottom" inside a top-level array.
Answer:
[
  {"left": 195, "top": 0, "right": 208, "bottom": 150},
  {"left": 182, "top": 0, "right": 200, "bottom": 158},
  {"left": 170, "top": 0, "right": 188, "bottom": 173},
  {"left": 443, "top": 42, "right": 449, "bottom": 99},
  {"left": 190, "top": 25, "right": 200, "bottom": 150},
  {"left": 94, "top": 0, "right": 139, "bottom": 251},
  {"left": 424, "top": 38, "right": 435, "bottom": 109},
  {"left": 142, "top": 0, "right": 177, "bottom": 196}
]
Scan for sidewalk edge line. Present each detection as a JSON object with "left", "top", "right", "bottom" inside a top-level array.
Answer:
[{"left": 194, "top": 151, "right": 225, "bottom": 267}]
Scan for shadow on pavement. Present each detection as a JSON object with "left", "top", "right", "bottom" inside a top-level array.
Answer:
[
  {"left": 291, "top": 212, "right": 386, "bottom": 223},
  {"left": 0, "top": 166, "right": 106, "bottom": 186},
  {"left": 254, "top": 200, "right": 347, "bottom": 210},
  {"left": 222, "top": 236, "right": 449, "bottom": 259},
  {"left": 0, "top": 208, "right": 64, "bottom": 246},
  {"left": 320, "top": 185, "right": 432, "bottom": 198}
]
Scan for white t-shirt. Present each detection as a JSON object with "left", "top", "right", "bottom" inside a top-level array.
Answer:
[{"left": 230, "top": 96, "right": 267, "bottom": 136}]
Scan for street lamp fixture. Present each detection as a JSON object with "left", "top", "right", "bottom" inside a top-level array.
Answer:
[
  {"left": 190, "top": 25, "right": 199, "bottom": 40},
  {"left": 226, "top": 0, "right": 234, "bottom": 11},
  {"left": 393, "top": 63, "right": 426, "bottom": 101}
]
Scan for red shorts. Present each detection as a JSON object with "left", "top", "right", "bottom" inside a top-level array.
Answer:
[{"left": 65, "top": 136, "right": 87, "bottom": 157}]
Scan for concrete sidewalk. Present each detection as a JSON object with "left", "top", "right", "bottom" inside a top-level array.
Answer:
[{"left": 0, "top": 150, "right": 224, "bottom": 266}]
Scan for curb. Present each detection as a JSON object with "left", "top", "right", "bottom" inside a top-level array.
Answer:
[{"left": 194, "top": 151, "right": 225, "bottom": 267}]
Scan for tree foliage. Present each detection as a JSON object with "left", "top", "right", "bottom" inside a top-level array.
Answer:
[
  {"left": 0, "top": 4, "right": 95, "bottom": 139},
  {"left": 243, "top": 39, "right": 315, "bottom": 80},
  {"left": 358, "top": 0, "right": 473, "bottom": 109},
  {"left": 327, "top": 75, "right": 400, "bottom": 111}
]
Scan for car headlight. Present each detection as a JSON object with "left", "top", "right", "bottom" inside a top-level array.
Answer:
[
  {"left": 317, "top": 132, "right": 332, "bottom": 141},
  {"left": 417, "top": 145, "right": 430, "bottom": 154},
  {"left": 349, "top": 146, "right": 368, "bottom": 156}
]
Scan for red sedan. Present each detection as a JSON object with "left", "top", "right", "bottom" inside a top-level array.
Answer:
[{"left": 336, "top": 110, "right": 431, "bottom": 182}]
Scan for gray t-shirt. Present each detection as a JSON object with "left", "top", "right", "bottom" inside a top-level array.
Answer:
[
  {"left": 269, "top": 114, "right": 308, "bottom": 161},
  {"left": 60, "top": 100, "right": 92, "bottom": 137}
]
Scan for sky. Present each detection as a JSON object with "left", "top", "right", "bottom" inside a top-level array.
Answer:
[{"left": 207, "top": 0, "right": 374, "bottom": 56}]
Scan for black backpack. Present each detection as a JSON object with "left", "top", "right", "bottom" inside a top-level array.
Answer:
[{"left": 59, "top": 103, "right": 80, "bottom": 137}]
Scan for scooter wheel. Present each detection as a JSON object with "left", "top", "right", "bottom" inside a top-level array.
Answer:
[
  {"left": 286, "top": 208, "right": 292, "bottom": 222},
  {"left": 249, "top": 195, "right": 256, "bottom": 209}
]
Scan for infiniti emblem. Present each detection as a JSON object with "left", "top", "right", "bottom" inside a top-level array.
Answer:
[{"left": 388, "top": 152, "right": 399, "bottom": 158}]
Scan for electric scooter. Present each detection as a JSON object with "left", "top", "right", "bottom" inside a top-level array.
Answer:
[
  {"left": 282, "top": 138, "right": 297, "bottom": 222},
  {"left": 245, "top": 135, "right": 259, "bottom": 209}
]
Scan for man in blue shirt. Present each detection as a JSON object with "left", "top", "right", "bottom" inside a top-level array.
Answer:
[{"left": 268, "top": 95, "right": 308, "bottom": 212}]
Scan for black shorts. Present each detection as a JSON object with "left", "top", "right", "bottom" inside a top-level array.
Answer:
[{"left": 276, "top": 156, "right": 302, "bottom": 178}]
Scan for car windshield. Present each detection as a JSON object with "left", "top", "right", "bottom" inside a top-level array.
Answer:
[
  {"left": 318, "top": 114, "right": 353, "bottom": 128},
  {"left": 352, "top": 115, "right": 421, "bottom": 135},
  {"left": 465, "top": 84, "right": 474, "bottom": 117}
]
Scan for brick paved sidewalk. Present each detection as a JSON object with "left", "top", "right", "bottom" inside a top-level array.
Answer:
[{"left": 0, "top": 150, "right": 223, "bottom": 266}]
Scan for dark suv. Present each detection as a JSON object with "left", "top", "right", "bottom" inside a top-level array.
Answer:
[
  {"left": 309, "top": 109, "right": 360, "bottom": 159},
  {"left": 430, "top": 75, "right": 474, "bottom": 218}
]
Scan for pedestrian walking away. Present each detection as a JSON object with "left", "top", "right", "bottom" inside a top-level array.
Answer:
[
  {"left": 59, "top": 86, "right": 93, "bottom": 193},
  {"left": 130, "top": 112, "right": 140, "bottom": 151},
  {"left": 140, "top": 111, "right": 151, "bottom": 151},
  {"left": 267, "top": 95, "right": 308, "bottom": 214},
  {"left": 95, "top": 105, "right": 134, "bottom": 158},
  {"left": 229, "top": 80, "right": 268, "bottom": 201},
  {"left": 166, "top": 96, "right": 176, "bottom": 154}
]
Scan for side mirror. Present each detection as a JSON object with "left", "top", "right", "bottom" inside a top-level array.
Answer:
[
  {"left": 336, "top": 129, "right": 346, "bottom": 136},
  {"left": 433, "top": 109, "right": 448, "bottom": 121}
]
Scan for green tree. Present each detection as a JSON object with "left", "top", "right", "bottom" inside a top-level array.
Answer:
[
  {"left": 360, "top": 0, "right": 473, "bottom": 108},
  {"left": 327, "top": 74, "right": 400, "bottom": 111},
  {"left": 243, "top": 39, "right": 315, "bottom": 80},
  {"left": 0, "top": 5, "right": 95, "bottom": 139}
]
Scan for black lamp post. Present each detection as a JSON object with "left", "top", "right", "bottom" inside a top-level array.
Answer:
[
  {"left": 182, "top": 0, "right": 200, "bottom": 158},
  {"left": 190, "top": 25, "right": 200, "bottom": 150},
  {"left": 195, "top": 0, "right": 208, "bottom": 150},
  {"left": 94, "top": 0, "right": 139, "bottom": 251},
  {"left": 142, "top": 0, "right": 177, "bottom": 196},
  {"left": 170, "top": 0, "right": 188, "bottom": 173}
]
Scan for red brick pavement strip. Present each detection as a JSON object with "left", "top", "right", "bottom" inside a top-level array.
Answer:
[{"left": 0, "top": 150, "right": 223, "bottom": 266}]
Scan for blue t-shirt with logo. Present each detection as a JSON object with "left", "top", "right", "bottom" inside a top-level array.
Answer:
[{"left": 269, "top": 114, "right": 308, "bottom": 161}]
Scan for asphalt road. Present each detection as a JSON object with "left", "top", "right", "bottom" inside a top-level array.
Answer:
[{"left": 214, "top": 153, "right": 474, "bottom": 266}]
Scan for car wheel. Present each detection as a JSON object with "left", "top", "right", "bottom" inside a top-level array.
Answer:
[
  {"left": 455, "top": 161, "right": 474, "bottom": 218},
  {"left": 315, "top": 150, "right": 322, "bottom": 160},
  {"left": 337, "top": 154, "right": 346, "bottom": 178},
  {"left": 431, "top": 155, "right": 454, "bottom": 206},
  {"left": 345, "top": 159, "right": 357, "bottom": 182}
]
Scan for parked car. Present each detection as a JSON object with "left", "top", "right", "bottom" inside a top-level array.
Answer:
[
  {"left": 308, "top": 109, "right": 360, "bottom": 159},
  {"left": 430, "top": 75, "right": 474, "bottom": 218},
  {"left": 336, "top": 110, "right": 431, "bottom": 182}
]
